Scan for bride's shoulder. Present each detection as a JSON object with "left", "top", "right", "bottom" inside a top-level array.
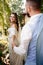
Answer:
[
  {"left": 7, "top": 27, "right": 15, "bottom": 32},
  {"left": 7, "top": 28, "right": 11, "bottom": 32}
]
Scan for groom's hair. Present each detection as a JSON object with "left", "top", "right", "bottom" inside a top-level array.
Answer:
[{"left": 26, "top": 0, "right": 41, "bottom": 10}]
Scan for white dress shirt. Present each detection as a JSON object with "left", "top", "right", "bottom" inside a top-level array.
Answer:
[
  {"left": 13, "top": 13, "right": 42, "bottom": 56},
  {"left": 13, "top": 21, "right": 32, "bottom": 56}
]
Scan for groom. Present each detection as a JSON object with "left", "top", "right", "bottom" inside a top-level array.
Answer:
[{"left": 25, "top": 0, "right": 43, "bottom": 65}]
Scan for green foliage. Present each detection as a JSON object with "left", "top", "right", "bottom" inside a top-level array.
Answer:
[
  {"left": 11, "top": 0, "right": 23, "bottom": 13},
  {"left": 41, "top": 0, "right": 43, "bottom": 12},
  {"left": 0, "top": 0, "right": 11, "bottom": 31}
]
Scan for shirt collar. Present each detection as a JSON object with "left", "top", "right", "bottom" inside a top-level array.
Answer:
[{"left": 30, "top": 13, "right": 42, "bottom": 20}]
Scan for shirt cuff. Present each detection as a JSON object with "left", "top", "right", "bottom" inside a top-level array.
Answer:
[{"left": 13, "top": 46, "right": 26, "bottom": 55}]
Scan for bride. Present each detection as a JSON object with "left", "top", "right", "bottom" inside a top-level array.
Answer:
[{"left": 8, "top": 13, "right": 23, "bottom": 65}]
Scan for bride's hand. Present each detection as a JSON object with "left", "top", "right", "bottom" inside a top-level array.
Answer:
[{"left": 12, "top": 43, "right": 15, "bottom": 49}]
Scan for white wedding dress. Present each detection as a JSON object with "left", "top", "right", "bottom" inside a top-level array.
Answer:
[{"left": 8, "top": 27, "right": 23, "bottom": 65}]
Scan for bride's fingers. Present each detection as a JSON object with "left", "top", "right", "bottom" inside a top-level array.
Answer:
[{"left": 12, "top": 43, "right": 15, "bottom": 48}]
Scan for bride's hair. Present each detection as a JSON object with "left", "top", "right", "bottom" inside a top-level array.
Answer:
[{"left": 11, "top": 12, "right": 19, "bottom": 31}]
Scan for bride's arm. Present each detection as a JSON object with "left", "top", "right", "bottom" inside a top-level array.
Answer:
[
  {"left": 12, "top": 35, "right": 17, "bottom": 47},
  {"left": 11, "top": 28, "right": 17, "bottom": 47}
]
